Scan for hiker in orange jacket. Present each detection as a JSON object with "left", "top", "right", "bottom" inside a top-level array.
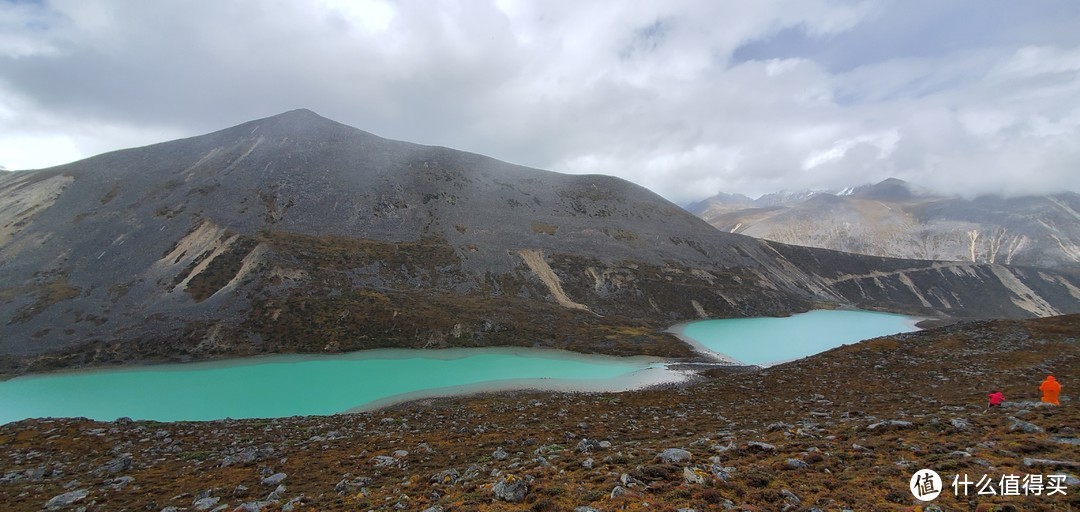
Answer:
[{"left": 1040, "top": 375, "right": 1061, "bottom": 406}]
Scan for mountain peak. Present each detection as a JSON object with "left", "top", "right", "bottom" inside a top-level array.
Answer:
[
  {"left": 208, "top": 108, "right": 376, "bottom": 144},
  {"left": 269, "top": 108, "right": 324, "bottom": 120},
  {"left": 252, "top": 108, "right": 341, "bottom": 130},
  {"left": 852, "top": 177, "right": 914, "bottom": 201}
]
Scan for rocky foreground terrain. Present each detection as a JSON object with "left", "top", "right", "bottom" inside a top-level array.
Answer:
[{"left": 2, "top": 315, "right": 1077, "bottom": 511}]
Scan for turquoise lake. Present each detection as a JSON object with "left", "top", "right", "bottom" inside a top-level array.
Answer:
[
  {"left": 0, "top": 349, "right": 680, "bottom": 424},
  {"left": 678, "top": 309, "right": 920, "bottom": 366},
  {"left": 0, "top": 309, "right": 919, "bottom": 424}
]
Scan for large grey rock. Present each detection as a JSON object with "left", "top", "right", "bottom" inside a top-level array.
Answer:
[
  {"left": 575, "top": 438, "right": 603, "bottom": 453},
  {"left": 656, "top": 448, "right": 693, "bottom": 464},
  {"left": 261, "top": 472, "right": 287, "bottom": 486},
  {"left": 1009, "top": 418, "right": 1044, "bottom": 434},
  {"left": 683, "top": 466, "right": 707, "bottom": 484},
  {"left": 192, "top": 496, "right": 220, "bottom": 510},
  {"left": 267, "top": 484, "right": 287, "bottom": 501},
  {"left": 221, "top": 446, "right": 274, "bottom": 467},
  {"left": 745, "top": 441, "right": 776, "bottom": 453},
  {"left": 492, "top": 476, "right": 528, "bottom": 503},
  {"left": 372, "top": 455, "right": 400, "bottom": 467},
  {"left": 1023, "top": 458, "right": 1080, "bottom": 469},
  {"left": 867, "top": 420, "right": 914, "bottom": 431},
  {"left": 430, "top": 468, "right": 460, "bottom": 486},
  {"left": 233, "top": 502, "right": 269, "bottom": 512},
  {"left": 100, "top": 455, "right": 132, "bottom": 475},
  {"left": 45, "top": 489, "right": 88, "bottom": 509},
  {"left": 785, "top": 458, "right": 809, "bottom": 469}
]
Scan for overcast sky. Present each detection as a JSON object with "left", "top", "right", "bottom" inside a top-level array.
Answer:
[{"left": 2, "top": 0, "right": 1079, "bottom": 203}]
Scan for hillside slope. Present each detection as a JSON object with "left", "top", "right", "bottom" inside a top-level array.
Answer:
[
  {"left": 1, "top": 111, "right": 1078, "bottom": 374},
  {"left": 690, "top": 178, "right": 1080, "bottom": 270}
]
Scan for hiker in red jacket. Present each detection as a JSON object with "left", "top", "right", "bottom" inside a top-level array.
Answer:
[
  {"left": 1040, "top": 375, "right": 1061, "bottom": 406},
  {"left": 987, "top": 390, "right": 1004, "bottom": 408}
]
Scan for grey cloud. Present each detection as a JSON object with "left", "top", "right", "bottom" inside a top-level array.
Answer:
[{"left": 0, "top": 0, "right": 1077, "bottom": 203}]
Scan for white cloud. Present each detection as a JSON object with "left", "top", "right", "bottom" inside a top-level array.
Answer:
[{"left": 0, "top": 0, "right": 1077, "bottom": 201}]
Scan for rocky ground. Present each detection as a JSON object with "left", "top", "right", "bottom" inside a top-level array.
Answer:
[{"left": 1, "top": 315, "right": 1078, "bottom": 511}]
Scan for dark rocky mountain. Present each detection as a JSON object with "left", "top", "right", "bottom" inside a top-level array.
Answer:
[
  {"left": 691, "top": 178, "right": 1080, "bottom": 270},
  {"left": 1, "top": 111, "right": 1078, "bottom": 375}
]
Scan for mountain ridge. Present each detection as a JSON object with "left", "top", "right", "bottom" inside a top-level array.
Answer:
[
  {"left": 1, "top": 112, "right": 1078, "bottom": 375},
  {"left": 690, "top": 178, "right": 1080, "bottom": 270}
]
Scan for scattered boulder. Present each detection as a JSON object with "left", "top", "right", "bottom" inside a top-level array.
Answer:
[
  {"left": 109, "top": 476, "right": 135, "bottom": 490},
  {"left": 784, "top": 458, "right": 809, "bottom": 469},
  {"left": 233, "top": 502, "right": 269, "bottom": 512},
  {"left": 576, "top": 439, "right": 603, "bottom": 453},
  {"left": 45, "top": 489, "right": 88, "bottom": 510},
  {"left": 867, "top": 420, "right": 914, "bottom": 431},
  {"left": 492, "top": 475, "right": 528, "bottom": 503},
  {"left": 1022, "top": 458, "right": 1080, "bottom": 469},
  {"left": 267, "top": 484, "right": 287, "bottom": 501},
  {"left": 682, "top": 466, "right": 707, "bottom": 484},
  {"left": 711, "top": 464, "right": 733, "bottom": 482},
  {"left": 99, "top": 455, "right": 132, "bottom": 475},
  {"left": 372, "top": 455, "right": 401, "bottom": 467},
  {"left": 766, "top": 422, "right": 793, "bottom": 432},
  {"left": 781, "top": 488, "right": 801, "bottom": 506},
  {"left": 261, "top": 472, "right": 287, "bottom": 486},
  {"left": 1009, "top": 418, "right": 1044, "bottom": 434},
  {"left": 492, "top": 447, "right": 508, "bottom": 460},
  {"left": 656, "top": 448, "right": 693, "bottom": 464},
  {"left": 745, "top": 441, "right": 776, "bottom": 453},
  {"left": 1002, "top": 400, "right": 1051, "bottom": 409},
  {"left": 192, "top": 496, "right": 220, "bottom": 511},
  {"left": 710, "top": 441, "right": 736, "bottom": 453},
  {"left": 282, "top": 497, "right": 302, "bottom": 511},
  {"left": 221, "top": 446, "right": 274, "bottom": 468},
  {"left": 430, "top": 468, "right": 460, "bottom": 486},
  {"left": 620, "top": 473, "right": 642, "bottom": 487}
]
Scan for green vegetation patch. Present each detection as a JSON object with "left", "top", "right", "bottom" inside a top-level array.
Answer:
[
  {"left": 6, "top": 279, "right": 81, "bottom": 324},
  {"left": 531, "top": 222, "right": 558, "bottom": 235},
  {"left": 185, "top": 236, "right": 261, "bottom": 302},
  {"left": 260, "top": 231, "right": 461, "bottom": 274}
]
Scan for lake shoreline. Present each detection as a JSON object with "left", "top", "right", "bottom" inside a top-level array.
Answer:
[
  {"left": 1, "top": 309, "right": 935, "bottom": 423},
  {"left": 0, "top": 347, "right": 697, "bottom": 424}
]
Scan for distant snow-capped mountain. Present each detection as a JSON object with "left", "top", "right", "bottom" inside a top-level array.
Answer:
[{"left": 688, "top": 178, "right": 1080, "bottom": 270}]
